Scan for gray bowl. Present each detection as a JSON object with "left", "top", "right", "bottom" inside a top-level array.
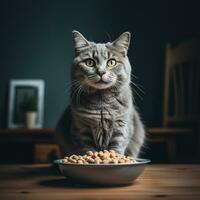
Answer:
[{"left": 54, "top": 158, "right": 150, "bottom": 186}]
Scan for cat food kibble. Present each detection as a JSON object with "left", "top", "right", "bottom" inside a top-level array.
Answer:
[{"left": 63, "top": 150, "right": 136, "bottom": 164}]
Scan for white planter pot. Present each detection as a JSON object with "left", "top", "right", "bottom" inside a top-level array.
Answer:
[{"left": 25, "top": 112, "right": 37, "bottom": 129}]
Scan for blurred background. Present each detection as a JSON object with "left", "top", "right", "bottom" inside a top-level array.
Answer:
[{"left": 0, "top": 0, "right": 199, "bottom": 164}]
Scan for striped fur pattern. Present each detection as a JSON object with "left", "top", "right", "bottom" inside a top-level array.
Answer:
[{"left": 57, "top": 31, "right": 145, "bottom": 158}]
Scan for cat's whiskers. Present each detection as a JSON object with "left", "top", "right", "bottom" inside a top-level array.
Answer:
[
  {"left": 130, "top": 73, "right": 146, "bottom": 97},
  {"left": 131, "top": 73, "right": 138, "bottom": 79},
  {"left": 132, "top": 88, "right": 143, "bottom": 100},
  {"left": 70, "top": 80, "right": 84, "bottom": 104},
  {"left": 64, "top": 80, "right": 81, "bottom": 94},
  {"left": 70, "top": 86, "right": 79, "bottom": 102},
  {"left": 76, "top": 85, "right": 84, "bottom": 105},
  {"left": 70, "top": 80, "right": 88, "bottom": 105},
  {"left": 87, "top": 74, "right": 99, "bottom": 83},
  {"left": 116, "top": 79, "right": 144, "bottom": 100},
  {"left": 130, "top": 81, "right": 145, "bottom": 94},
  {"left": 107, "top": 74, "right": 116, "bottom": 82}
]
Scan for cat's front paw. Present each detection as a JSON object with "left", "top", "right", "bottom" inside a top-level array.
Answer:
[
  {"left": 108, "top": 148, "right": 125, "bottom": 155},
  {"left": 80, "top": 147, "right": 96, "bottom": 155}
]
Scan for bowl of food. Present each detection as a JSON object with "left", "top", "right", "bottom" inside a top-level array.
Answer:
[{"left": 54, "top": 150, "right": 150, "bottom": 186}]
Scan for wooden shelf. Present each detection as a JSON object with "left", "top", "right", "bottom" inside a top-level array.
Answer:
[
  {"left": 147, "top": 127, "right": 193, "bottom": 135},
  {"left": 0, "top": 127, "right": 193, "bottom": 144},
  {"left": 0, "top": 128, "right": 54, "bottom": 134},
  {"left": 0, "top": 128, "right": 56, "bottom": 144},
  {"left": 0, "top": 127, "right": 194, "bottom": 163}
]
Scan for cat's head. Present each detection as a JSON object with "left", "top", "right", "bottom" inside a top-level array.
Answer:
[{"left": 72, "top": 31, "right": 131, "bottom": 90}]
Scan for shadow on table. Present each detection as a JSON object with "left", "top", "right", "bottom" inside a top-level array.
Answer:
[{"left": 39, "top": 178, "right": 138, "bottom": 188}]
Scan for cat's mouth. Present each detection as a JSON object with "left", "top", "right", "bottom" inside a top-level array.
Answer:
[
  {"left": 95, "top": 79, "right": 107, "bottom": 84},
  {"left": 88, "top": 78, "right": 112, "bottom": 90},
  {"left": 95, "top": 75, "right": 111, "bottom": 84},
  {"left": 86, "top": 75, "right": 116, "bottom": 90}
]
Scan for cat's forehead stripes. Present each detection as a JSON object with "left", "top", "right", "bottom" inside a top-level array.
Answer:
[
  {"left": 89, "top": 43, "right": 108, "bottom": 60},
  {"left": 77, "top": 43, "right": 122, "bottom": 62},
  {"left": 83, "top": 43, "right": 118, "bottom": 60}
]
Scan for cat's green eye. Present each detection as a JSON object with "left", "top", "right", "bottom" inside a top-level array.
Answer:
[
  {"left": 85, "top": 59, "right": 95, "bottom": 67},
  {"left": 107, "top": 59, "right": 117, "bottom": 68}
]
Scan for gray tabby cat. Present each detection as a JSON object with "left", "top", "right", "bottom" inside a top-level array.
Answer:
[{"left": 56, "top": 31, "right": 145, "bottom": 158}]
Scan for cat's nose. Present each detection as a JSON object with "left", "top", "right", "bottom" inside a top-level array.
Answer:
[{"left": 97, "top": 70, "right": 106, "bottom": 76}]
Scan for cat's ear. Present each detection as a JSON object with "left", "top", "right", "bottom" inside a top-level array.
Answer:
[
  {"left": 72, "top": 31, "right": 90, "bottom": 53},
  {"left": 112, "top": 32, "right": 131, "bottom": 56}
]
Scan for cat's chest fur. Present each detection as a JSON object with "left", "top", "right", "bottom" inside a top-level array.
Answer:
[
  {"left": 72, "top": 95, "right": 129, "bottom": 127},
  {"left": 71, "top": 89, "right": 132, "bottom": 150},
  {"left": 72, "top": 101, "right": 128, "bottom": 150}
]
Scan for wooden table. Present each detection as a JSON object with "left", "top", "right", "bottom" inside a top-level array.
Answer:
[{"left": 0, "top": 164, "right": 199, "bottom": 200}]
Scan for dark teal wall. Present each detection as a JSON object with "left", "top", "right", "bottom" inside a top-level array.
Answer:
[{"left": 1, "top": 0, "right": 200, "bottom": 128}]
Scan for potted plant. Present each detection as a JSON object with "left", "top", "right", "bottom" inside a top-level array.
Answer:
[{"left": 21, "top": 95, "right": 38, "bottom": 129}]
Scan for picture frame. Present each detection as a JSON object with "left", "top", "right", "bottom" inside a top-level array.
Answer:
[{"left": 8, "top": 79, "right": 45, "bottom": 128}]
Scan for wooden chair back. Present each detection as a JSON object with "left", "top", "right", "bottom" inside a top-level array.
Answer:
[{"left": 163, "top": 39, "right": 200, "bottom": 127}]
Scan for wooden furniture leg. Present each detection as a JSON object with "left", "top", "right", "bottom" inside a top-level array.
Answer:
[{"left": 166, "top": 136, "right": 176, "bottom": 162}]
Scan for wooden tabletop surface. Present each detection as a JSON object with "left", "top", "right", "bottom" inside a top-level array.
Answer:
[{"left": 0, "top": 164, "right": 200, "bottom": 200}]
